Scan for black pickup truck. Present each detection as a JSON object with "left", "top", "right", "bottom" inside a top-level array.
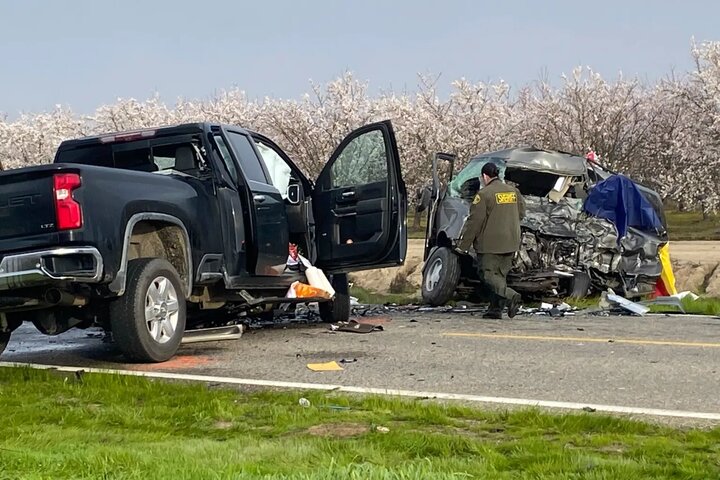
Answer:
[{"left": 0, "top": 120, "right": 407, "bottom": 362}]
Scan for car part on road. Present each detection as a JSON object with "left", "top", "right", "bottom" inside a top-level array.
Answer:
[
  {"left": 330, "top": 320, "right": 384, "bottom": 333},
  {"left": 109, "top": 258, "right": 187, "bottom": 363},
  {"left": 600, "top": 290, "right": 650, "bottom": 316},
  {"left": 422, "top": 247, "right": 461, "bottom": 306},
  {"left": 181, "top": 325, "right": 244, "bottom": 344},
  {"left": 639, "top": 296, "right": 686, "bottom": 314}
]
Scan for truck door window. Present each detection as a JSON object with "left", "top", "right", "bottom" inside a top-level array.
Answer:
[
  {"left": 254, "top": 140, "right": 293, "bottom": 199},
  {"left": 330, "top": 130, "right": 388, "bottom": 188},
  {"left": 226, "top": 132, "right": 269, "bottom": 184},
  {"left": 213, "top": 135, "right": 239, "bottom": 184}
]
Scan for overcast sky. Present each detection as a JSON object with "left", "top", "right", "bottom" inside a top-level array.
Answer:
[{"left": 1, "top": 0, "right": 717, "bottom": 117}]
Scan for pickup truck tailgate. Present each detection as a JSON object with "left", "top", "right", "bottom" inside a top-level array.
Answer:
[{"left": 0, "top": 171, "right": 57, "bottom": 239}]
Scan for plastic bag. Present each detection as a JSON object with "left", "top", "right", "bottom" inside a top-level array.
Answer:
[
  {"left": 285, "top": 281, "right": 332, "bottom": 299},
  {"left": 297, "top": 255, "right": 335, "bottom": 297}
]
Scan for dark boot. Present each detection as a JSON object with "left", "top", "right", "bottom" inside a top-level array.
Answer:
[
  {"left": 483, "top": 297, "right": 503, "bottom": 319},
  {"left": 507, "top": 294, "right": 521, "bottom": 319}
]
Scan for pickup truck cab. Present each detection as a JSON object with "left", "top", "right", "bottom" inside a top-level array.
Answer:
[{"left": 0, "top": 121, "right": 407, "bottom": 362}]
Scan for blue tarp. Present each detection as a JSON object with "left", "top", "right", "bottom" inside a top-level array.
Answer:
[{"left": 584, "top": 175, "right": 663, "bottom": 238}]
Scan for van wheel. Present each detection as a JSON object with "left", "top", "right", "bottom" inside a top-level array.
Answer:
[
  {"left": 319, "top": 274, "right": 350, "bottom": 323},
  {"left": 422, "top": 247, "right": 461, "bottom": 306},
  {"left": 0, "top": 332, "right": 10, "bottom": 356},
  {"left": 110, "top": 258, "right": 186, "bottom": 363},
  {"left": 569, "top": 271, "right": 591, "bottom": 299}
]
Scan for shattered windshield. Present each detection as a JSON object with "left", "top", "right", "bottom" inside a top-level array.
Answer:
[{"left": 449, "top": 157, "right": 506, "bottom": 198}]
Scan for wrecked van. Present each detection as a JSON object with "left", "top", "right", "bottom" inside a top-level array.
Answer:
[{"left": 420, "top": 147, "right": 668, "bottom": 306}]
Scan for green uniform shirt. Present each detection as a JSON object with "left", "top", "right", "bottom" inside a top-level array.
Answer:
[{"left": 457, "top": 178, "right": 526, "bottom": 254}]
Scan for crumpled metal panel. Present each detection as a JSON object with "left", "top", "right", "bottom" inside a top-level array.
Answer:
[
  {"left": 471, "top": 147, "right": 588, "bottom": 176},
  {"left": 436, "top": 170, "right": 663, "bottom": 295},
  {"left": 515, "top": 193, "right": 661, "bottom": 283},
  {"left": 618, "top": 227, "right": 663, "bottom": 276},
  {"left": 435, "top": 196, "right": 469, "bottom": 242}
]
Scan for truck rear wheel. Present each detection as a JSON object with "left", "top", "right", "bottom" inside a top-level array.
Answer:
[
  {"left": 319, "top": 273, "right": 350, "bottom": 323},
  {"left": 110, "top": 258, "right": 186, "bottom": 363},
  {"left": 0, "top": 332, "right": 10, "bottom": 356},
  {"left": 422, "top": 247, "right": 461, "bottom": 306}
]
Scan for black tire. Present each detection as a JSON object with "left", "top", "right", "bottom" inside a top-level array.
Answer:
[
  {"left": 421, "top": 247, "right": 461, "bottom": 306},
  {"left": 109, "top": 258, "right": 187, "bottom": 363},
  {"left": 319, "top": 273, "right": 350, "bottom": 323},
  {"left": 0, "top": 332, "right": 10, "bottom": 356},
  {"left": 569, "top": 271, "right": 592, "bottom": 299}
]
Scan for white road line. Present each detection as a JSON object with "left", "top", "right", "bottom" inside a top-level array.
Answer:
[{"left": 2, "top": 361, "right": 719, "bottom": 421}]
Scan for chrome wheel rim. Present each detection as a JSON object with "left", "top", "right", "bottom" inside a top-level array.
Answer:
[
  {"left": 145, "top": 276, "right": 180, "bottom": 344},
  {"left": 425, "top": 258, "right": 443, "bottom": 291}
]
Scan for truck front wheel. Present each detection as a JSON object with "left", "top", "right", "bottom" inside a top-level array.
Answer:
[
  {"left": 421, "top": 247, "right": 461, "bottom": 306},
  {"left": 110, "top": 258, "right": 186, "bottom": 363}
]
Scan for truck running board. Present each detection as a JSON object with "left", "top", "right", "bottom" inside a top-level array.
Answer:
[{"left": 181, "top": 325, "right": 244, "bottom": 344}]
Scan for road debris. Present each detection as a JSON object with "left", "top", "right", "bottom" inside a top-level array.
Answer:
[
  {"left": 330, "top": 320, "right": 384, "bottom": 334},
  {"left": 639, "top": 296, "right": 685, "bottom": 314},
  {"left": 298, "top": 398, "right": 311, "bottom": 407},
  {"left": 520, "top": 302, "right": 577, "bottom": 317},
  {"left": 306, "top": 361, "right": 344, "bottom": 372},
  {"left": 600, "top": 289, "right": 650, "bottom": 315}
]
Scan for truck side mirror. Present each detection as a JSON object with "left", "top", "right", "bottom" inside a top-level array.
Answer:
[{"left": 287, "top": 184, "right": 301, "bottom": 205}]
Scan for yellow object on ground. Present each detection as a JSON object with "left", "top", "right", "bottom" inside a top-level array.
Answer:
[{"left": 306, "top": 361, "right": 344, "bottom": 372}]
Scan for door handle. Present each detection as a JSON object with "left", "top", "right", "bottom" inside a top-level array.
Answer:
[
  {"left": 253, "top": 195, "right": 266, "bottom": 203},
  {"left": 341, "top": 191, "right": 355, "bottom": 198}
]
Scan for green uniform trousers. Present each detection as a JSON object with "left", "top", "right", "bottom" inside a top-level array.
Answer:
[{"left": 480, "top": 253, "right": 520, "bottom": 313}]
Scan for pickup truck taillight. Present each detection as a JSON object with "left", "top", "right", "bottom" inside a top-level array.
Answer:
[{"left": 53, "top": 173, "right": 83, "bottom": 230}]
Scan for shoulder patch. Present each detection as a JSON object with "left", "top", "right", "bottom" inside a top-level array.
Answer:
[
  {"left": 495, "top": 192, "right": 517, "bottom": 204},
  {"left": 472, "top": 194, "right": 482, "bottom": 205}
]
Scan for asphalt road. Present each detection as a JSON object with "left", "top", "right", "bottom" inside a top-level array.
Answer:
[{"left": 3, "top": 310, "right": 720, "bottom": 420}]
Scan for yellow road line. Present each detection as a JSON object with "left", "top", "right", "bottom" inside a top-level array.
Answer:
[{"left": 442, "top": 333, "right": 720, "bottom": 348}]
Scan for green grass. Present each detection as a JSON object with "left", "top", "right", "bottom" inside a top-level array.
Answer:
[
  {"left": 649, "top": 296, "right": 720, "bottom": 316},
  {"left": 666, "top": 211, "right": 720, "bottom": 241},
  {"left": 1, "top": 366, "right": 719, "bottom": 479}
]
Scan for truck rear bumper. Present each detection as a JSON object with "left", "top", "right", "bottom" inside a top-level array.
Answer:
[{"left": 0, "top": 247, "right": 103, "bottom": 291}]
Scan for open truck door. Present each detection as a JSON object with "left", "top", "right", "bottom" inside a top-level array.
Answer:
[
  {"left": 424, "top": 152, "right": 456, "bottom": 260},
  {"left": 313, "top": 120, "right": 407, "bottom": 273}
]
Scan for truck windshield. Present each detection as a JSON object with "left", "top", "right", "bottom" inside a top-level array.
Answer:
[{"left": 448, "top": 157, "right": 506, "bottom": 198}]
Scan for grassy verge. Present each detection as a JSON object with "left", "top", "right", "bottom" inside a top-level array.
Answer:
[
  {"left": 1, "top": 367, "right": 719, "bottom": 479},
  {"left": 666, "top": 210, "right": 720, "bottom": 241}
]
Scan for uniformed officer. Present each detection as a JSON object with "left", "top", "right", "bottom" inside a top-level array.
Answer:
[{"left": 457, "top": 162, "right": 526, "bottom": 319}]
